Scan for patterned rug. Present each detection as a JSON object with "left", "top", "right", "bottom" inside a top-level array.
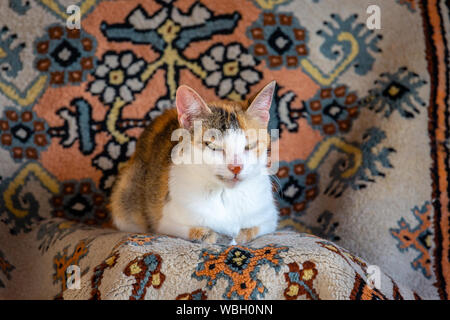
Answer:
[{"left": 0, "top": 0, "right": 449, "bottom": 299}]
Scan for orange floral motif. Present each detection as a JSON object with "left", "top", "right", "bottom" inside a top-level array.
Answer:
[
  {"left": 193, "top": 245, "right": 288, "bottom": 299},
  {"left": 123, "top": 234, "right": 159, "bottom": 246},
  {"left": 53, "top": 239, "right": 91, "bottom": 298},
  {"left": 110, "top": 234, "right": 160, "bottom": 252},
  {"left": 350, "top": 273, "right": 387, "bottom": 300},
  {"left": 390, "top": 202, "right": 433, "bottom": 278}
]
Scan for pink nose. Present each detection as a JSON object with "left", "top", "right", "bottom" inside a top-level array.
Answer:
[{"left": 227, "top": 164, "right": 243, "bottom": 175}]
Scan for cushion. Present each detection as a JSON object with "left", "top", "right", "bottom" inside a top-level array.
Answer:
[{"left": 0, "top": 218, "right": 419, "bottom": 300}]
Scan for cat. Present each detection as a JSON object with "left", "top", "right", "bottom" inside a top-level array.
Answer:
[{"left": 110, "top": 81, "right": 279, "bottom": 244}]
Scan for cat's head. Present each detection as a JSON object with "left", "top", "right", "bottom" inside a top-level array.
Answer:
[{"left": 174, "top": 81, "right": 276, "bottom": 188}]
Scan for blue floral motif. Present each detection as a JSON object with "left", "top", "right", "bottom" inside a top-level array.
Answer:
[
  {"left": 49, "top": 98, "right": 154, "bottom": 157},
  {"left": 0, "top": 162, "right": 56, "bottom": 234},
  {"left": 0, "top": 26, "right": 25, "bottom": 79},
  {"left": 317, "top": 14, "right": 382, "bottom": 76},
  {"left": 50, "top": 178, "right": 109, "bottom": 224},
  {"left": 49, "top": 98, "right": 97, "bottom": 155},
  {"left": 0, "top": 107, "right": 50, "bottom": 162},
  {"left": 34, "top": 24, "right": 97, "bottom": 86},
  {"left": 247, "top": 12, "right": 308, "bottom": 69},
  {"left": 275, "top": 160, "right": 319, "bottom": 217},
  {"left": 304, "top": 85, "right": 359, "bottom": 135},
  {"left": 361, "top": 67, "right": 427, "bottom": 118},
  {"left": 100, "top": 1, "right": 241, "bottom": 100},
  {"left": 325, "top": 127, "right": 395, "bottom": 197},
  {"left": 8, "top": 0, "right": 31, "bottom": 15}
]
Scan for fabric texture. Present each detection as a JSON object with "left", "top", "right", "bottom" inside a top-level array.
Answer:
[{"left": 0, "top": 0, "right": 448, "bottom": 300}]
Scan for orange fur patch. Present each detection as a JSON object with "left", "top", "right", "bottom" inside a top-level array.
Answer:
[
  {"left": 189, "top": 227, "right": 209, "bottom": 240},
  {"left": 236, "top": 226, "right": 260, "bottom": 243}
]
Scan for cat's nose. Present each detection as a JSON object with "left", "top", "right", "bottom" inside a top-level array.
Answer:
[{"left": 227, "top": 164, "right": 243, "bottom": 175}]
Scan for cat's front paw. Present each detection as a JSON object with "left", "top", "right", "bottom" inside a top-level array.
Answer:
[
  {"left": 235, "top": 226, "right": 260, "bottom": 244},
  {"left": 189, "top": 227, "right": 218, "bottom": 244}
]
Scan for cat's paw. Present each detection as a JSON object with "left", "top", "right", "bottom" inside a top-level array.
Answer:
[
  {"left": 235, "top": 227, "right": 260, "bottom": 244},
  {"left": 189, "top": 227, "right": 218, "bottom": 244}
]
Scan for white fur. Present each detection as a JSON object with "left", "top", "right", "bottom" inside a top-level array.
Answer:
[{"left": 156, "top": 129, "right": 278, "bottom": 240}]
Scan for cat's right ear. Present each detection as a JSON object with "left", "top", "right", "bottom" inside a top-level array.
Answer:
[{"left": 176, "top": 85, "right": 211, "bottom": 129}]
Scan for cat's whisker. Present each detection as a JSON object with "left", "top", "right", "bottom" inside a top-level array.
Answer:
[{"left": 270, "top": 174, "right": 282, "bottom": 195}]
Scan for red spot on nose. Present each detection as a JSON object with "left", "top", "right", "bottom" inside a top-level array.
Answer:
[{"left": 228, "top": 164, "right": 242, "bottom": 175}]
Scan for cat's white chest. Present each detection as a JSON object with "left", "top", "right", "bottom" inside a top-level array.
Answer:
[
  {"left": 205, "top": 182, "right": 266, "bottom": 233},
  {"left": 161, "top": 166, "right": 277, "bottom": 238}
]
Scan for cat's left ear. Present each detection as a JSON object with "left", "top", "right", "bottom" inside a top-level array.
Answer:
[
  {"left": 246, "top": 81, "right": 276, "bottom": 125},
  {"left": 176, "top": 85, "right": 211, "bottom": 129}
]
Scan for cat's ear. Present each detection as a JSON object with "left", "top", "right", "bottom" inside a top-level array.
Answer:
[
  {"left": 176, "top": 85, "right": 211, "bottom": 129},
  {"left": 246, "top": 81, "right": 276, "bottom": 125}
]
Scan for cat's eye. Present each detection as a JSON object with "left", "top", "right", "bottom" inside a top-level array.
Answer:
[
  {"left": 204, "top": 141, "right": 223, "bottom": 151},
  {"left": 245, "top": 141, "right": 258, "bottom": 150}
]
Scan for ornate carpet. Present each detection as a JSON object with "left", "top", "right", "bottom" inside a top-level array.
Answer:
[{"left": 0, "top": 0, "right": 449, "bottom": 299}]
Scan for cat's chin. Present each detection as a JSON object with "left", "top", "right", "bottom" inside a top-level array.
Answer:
[{"left": 216, "top": 175, "right": 241, "bottom": 188}]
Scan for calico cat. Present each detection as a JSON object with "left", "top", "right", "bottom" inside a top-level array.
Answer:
[{"left": 110, "top": 81, "right": 278, "bottom": 244}]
